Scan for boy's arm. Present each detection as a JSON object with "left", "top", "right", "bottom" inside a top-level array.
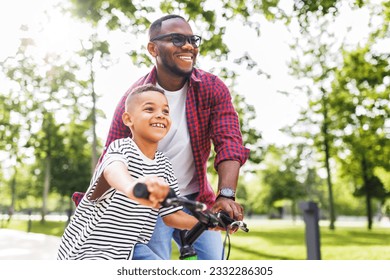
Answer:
[
  {"left": 102, "top": 161, "right": 169, "bottom": 208},
  {"left": 162, "top": 210, "right": 199, "bottom": 230}
]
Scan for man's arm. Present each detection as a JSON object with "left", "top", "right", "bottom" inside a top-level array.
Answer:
[
  {"left": 211, "top": 160, "right": 244, "bottom": 221},
  {"left": 208, "top": 78, "right": 249, "bottom": 220}
]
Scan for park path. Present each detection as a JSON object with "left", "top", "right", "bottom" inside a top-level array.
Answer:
[{"left": 0, "top": 229, "right": 60, "bottom": 260}]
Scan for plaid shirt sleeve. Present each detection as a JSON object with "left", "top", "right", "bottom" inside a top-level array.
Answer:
[
  {"left": 186, "top": 70, "right": 250, "bottom": 208},
  {"left": 72, "top": 192, "right": 85, "bottom": 207},
  {"left": 208, "top": 75, "right": 250, "bottom": 169}
]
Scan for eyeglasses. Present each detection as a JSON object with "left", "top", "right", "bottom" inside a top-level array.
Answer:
[{"left": 150, "top": 33, "right": 202, "bottom": 48}]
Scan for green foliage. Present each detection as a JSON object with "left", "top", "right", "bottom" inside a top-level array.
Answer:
[
  {"left": 0, "top": 24, "right": 100, "bottom": 217},
  {"left": 292, "top": 0, "right": 366, "bottom": 31},
  {"left": 235, "top": 174, "right": 268, "bottom": 215},
  {"left": 329, "top": 45, "right": 390, "bottom": 212},
  {"left": 287, "top": 1, "right": 390, "bottom": 227},
  {"left": 331, "top": 168, "right": 367, "bottom": 215},
  {"left": 50, "top": 120, "right": 93, "bottom": 198},
  {"left": 258, "top": 145, "right": 319, "bottom": 218}
]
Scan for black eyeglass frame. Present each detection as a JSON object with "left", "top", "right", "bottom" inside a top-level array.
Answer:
[{"left": 150, "top": 33, "right": 202, "bottom": 48}]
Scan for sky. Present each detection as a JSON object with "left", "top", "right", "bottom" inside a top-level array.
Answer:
[{"left": 0, "top": 0, "right": 374, "bottom": 147}]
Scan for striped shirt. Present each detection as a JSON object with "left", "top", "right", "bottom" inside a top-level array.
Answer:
[{"left": 57, "top": 138, "right": 181, "bottom": 260}]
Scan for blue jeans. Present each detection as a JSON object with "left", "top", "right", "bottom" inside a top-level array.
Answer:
[{"left": 133, "top": 194, "right": 223, "bottom": 260}]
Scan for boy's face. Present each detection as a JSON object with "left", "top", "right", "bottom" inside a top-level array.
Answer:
[{"left": 123, "top": 91, "right": 171, "bottom": 144}]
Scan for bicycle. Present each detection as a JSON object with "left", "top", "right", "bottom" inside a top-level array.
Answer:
[{"left": 133, "top": 182, "right": 249, "bottom": 260}]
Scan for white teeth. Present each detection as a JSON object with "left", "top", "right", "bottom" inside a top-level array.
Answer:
[
  {"left": 151, "top": 123, "right": 165, "bottom": 128},
  {"left": 179, "top": 56, "right": 192, "bottom": 61}
]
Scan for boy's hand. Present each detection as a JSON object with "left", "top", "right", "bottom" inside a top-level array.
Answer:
[{"left": 134, "top": 177, "right": 170, "bottom": 208}]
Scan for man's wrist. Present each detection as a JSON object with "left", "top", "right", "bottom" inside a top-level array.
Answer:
[{"left": 216, "top": 187, "right": 236, "bottom": 201}]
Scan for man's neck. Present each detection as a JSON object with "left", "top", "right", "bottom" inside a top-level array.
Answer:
[{"left": 156, "top": 70, "right": 188, "bottom": 91}]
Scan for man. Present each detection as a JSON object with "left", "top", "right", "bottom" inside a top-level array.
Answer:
[{"left": 102, "top": 14, "right": 250, "bottom": 260}]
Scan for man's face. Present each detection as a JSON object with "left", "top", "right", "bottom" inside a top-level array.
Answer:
[{"left": 151, "top": 18, "right": 199, "bottom": 77}]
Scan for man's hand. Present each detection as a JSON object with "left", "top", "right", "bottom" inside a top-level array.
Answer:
[{"left": 211, "top": 197, "right": 244, "bottom": 233}]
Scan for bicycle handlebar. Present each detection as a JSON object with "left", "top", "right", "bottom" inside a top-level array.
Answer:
[{"left": 133, "top": 182, "right": 249, "bottom": 232}]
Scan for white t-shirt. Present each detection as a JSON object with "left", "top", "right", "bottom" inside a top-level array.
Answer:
[{"left": 157, "top": 83, "right": 199, "bottom": 196}]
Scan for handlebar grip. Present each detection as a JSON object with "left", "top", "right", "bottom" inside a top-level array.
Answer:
[
  {"left": 133, "top": 182, "right": 149, "bottom": 199},
  {"left": 217, "top": 211, "right": 235, "bottom": 225},
  {"left": 217, "top": 211, "right": 249, "bottom": 232},
  {"left": 133, "top": 181, "right": 177, "bottom": 207}
]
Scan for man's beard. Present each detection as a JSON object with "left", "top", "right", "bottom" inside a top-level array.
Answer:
[
  {"left": 160, "top": 55, "right": 195, "bottom": 78},
  {"left": 170, "top": 65, "right": 193, "bottom": 78}
]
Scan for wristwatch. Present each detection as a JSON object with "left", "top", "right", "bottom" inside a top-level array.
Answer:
[{"left": 216, "top": 187, "right": 236, "bottom": 201}]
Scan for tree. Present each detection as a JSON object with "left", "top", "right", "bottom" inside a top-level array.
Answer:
[
  {"left": 287, "top": 15, "right": 342, "bottom": 229},
  {"left": 286, "top": 0, "right": 390, "bottom": 229},
  {"left": 29, "top": 111, "right": 66, "bottom": 221},
  {"left": 261, "top": 144, "right": 308, "bottom": 219},
  {"left": 50, "top": 120, "right": 93, "bottom": 211},
  {"left": 0, "top": 32, "right": 40, "bottom": 218},
  {"left": 329, "top": 44, "right": 390, "bottom": 229},
  {"left": 1, "top": 23, "right": 98, "bottom": 220},
  {"left": 78, "top": 33, "right": 110, "bottom": 172}
]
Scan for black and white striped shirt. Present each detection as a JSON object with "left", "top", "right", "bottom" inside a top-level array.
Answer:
[{"left": 57, "top": 138, "right": 181, "bottom": 260}]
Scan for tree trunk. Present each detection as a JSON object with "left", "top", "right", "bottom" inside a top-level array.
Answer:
[
  {"left": 41, "top": 155, "right": 51, "bottom": 223},
  {"left": 324, "top": 141, "right": 336, "bottom": 230},
  {"left": 291, "top": 200, "right": 297, "bottom": 222},
  {"left": 365, "top": 188, "right": 373, "bottom": 230},
  {"left": 322, "top": 94, "right": 336, "bottom": 230},
  {"left": 8, "top": 167, "right": 17, "bottom": 222},
  {"left": 361, "top": 156, "right": 373, "bottom": 230}
]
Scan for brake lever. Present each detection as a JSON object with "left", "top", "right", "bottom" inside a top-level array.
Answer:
[
  {"left": 217, "top": 211, "right": 249, "bottom": 232},
  {"left": 230, "top": 221, "right": 249, "bottom": 232}
]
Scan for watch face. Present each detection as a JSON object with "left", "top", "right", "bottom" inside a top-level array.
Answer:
[{"left": 220, "top": 188, "right": 235, "bottom": 197}]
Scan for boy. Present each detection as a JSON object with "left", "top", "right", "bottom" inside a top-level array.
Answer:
[{"left": 57, "top": 84, "right": 198, "bottom": 260}]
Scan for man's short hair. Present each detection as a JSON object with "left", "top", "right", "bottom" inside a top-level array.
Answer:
[
  {"left": 149, "top": 14, "right": 185, "bottom": 39},
  {"left": 125, "top": 84, "right": 165, "bottom": 111}
]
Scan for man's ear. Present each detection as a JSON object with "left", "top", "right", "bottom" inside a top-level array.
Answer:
[
  {"left": 122, "top": 112, "right": 133, "bottom": 127},
  {"left": 147, "top": 42, "right": 158, "bottom": 57}
]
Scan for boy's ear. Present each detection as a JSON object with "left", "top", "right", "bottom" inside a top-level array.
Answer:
[
  {"left": 147, "top": 42, "right": 158, "bottom": 57},
  {"left": 122, "top": 112, "right": 133, "bottom": 127}
]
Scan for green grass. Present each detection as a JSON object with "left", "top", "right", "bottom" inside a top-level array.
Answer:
[
  {"left": 1, "top": 219, "right": 67, "bottom": 237},
  {"left": 2, "top": 218, "right": 389, "bottom": 260},
  {"left": 171, "top": 219, "right": 390, "bottom": 260},
  {"left": 223, "top": 224, "right": 390, "bottom": 260}
]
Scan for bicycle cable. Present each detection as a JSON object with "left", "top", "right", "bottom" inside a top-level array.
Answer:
[{"left": 219, "top": 219, "right": 232, "bottom": 260}]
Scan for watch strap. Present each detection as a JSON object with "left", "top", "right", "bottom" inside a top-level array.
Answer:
[{"left": 216, "top": 194, "right": 235, "bottom": 201}]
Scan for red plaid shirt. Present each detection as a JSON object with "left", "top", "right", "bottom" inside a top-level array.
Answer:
[{"left": 100, "top": 67, "right": 250, "bottom": 208}]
